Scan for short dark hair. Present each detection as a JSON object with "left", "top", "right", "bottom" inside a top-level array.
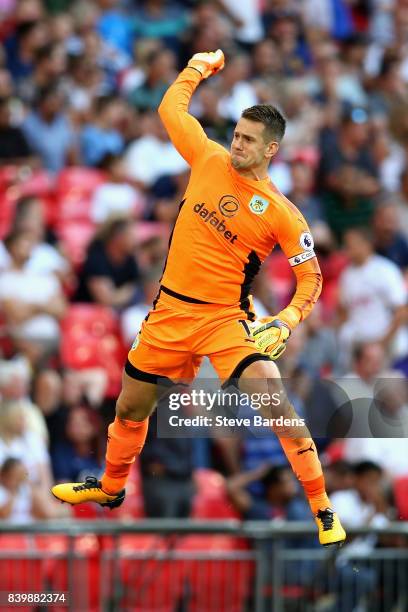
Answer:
[
  {"left": 344, "top": 225, "right": 373, "bottom": 245},
  {"left": 241, "top": 104, "right": 286, "bottom": 143},
  {"left": 0, "top": 457, "right": 22, "bottom": 476},
  {"left": 261, "top": 465, "right": 290, "bottom": 489},
  {"left": 353, "top": 460, "right": 382, "bottom": 477}
]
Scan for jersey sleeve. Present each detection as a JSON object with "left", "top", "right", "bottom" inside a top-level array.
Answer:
[
  {"left": 158, "top": 67, "right": 212, "bottom": 166},
  {"left": 274, "top": 205, "right": 322, "bottom": 329}
]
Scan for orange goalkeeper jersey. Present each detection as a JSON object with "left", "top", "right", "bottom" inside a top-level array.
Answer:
[{"left": 157, "top": 68, "right": 322, "bottom": 329}]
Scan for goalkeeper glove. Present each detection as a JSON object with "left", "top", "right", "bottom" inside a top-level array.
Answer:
[
  {"left": 187, "top": 49, "right": 225, "bottom": 79},
  {"left": 250, "top": 318, "right": 291, "bottom": 360}
]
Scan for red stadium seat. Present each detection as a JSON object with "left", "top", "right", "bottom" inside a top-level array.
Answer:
[
  {"left": 0, "top": 534, "right": 45, "bottom": 612},
  {"left": 17, "top": 169, "right": 54, "bottom": 198},
  {"left": 0, "top": 168, "right": 55, "bottom": 236},
  {"left": 60, "top": 304, "right": 127, "bottom": 397},
  {"left": 57, "top": 220, "right": 95, "bottom": 267},
  {"left": 0, "top": 192, "right": 17, "bottom": 239},
  {"left": 100, "top": 534, "right": 185, "bottom": 612},
  {"left": 37, "top": 534, "right": 100, "bottom": 612},
  {"left": 176, "top": 535, "right": 252, "bottom": 612},
  {"left": 191, "top": 468, "right": 240, "bottom": 520},
  {"left": 394, "top": 476, "right": 408, "bottom": 520},
  {"left": 56, "top": 167, "right": 105, "bottom": 224}
]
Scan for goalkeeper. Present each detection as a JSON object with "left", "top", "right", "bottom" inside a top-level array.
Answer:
[{"left": 53, "top": 50, "right": 345, "bottom": 547}]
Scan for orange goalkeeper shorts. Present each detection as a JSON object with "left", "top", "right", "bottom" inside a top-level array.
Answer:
[{"left": 126, "top": 285, "right": 269, "bottom": 384}]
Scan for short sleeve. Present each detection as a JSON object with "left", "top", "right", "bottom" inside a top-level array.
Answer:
[{"left": 382, "top": 261, "right": 407, "bottom": 308}]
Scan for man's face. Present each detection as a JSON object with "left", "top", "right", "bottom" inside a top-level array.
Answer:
[
  {"left": 230, "top": 118, "right": 276, "bottom": 171},
  {"left": 356, "top": 470, "right": 382, "bottom": 502},
  {"left": 344, "top": 229, "right": 372, "bottom": 264}
]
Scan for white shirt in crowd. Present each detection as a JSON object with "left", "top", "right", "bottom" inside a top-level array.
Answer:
[
  {"left": 0, "top": 241, "right": 68, "bottom": 276},
  {"left": 0, "top": 269, "right": 61, "bottom": 342},
  {"left": 0, "top": 483, "right": 33, "bottom": 524},
  {"left": 339, "top": 254, "right": 408, "bottom": 358},
  {"left": 331, "top": 488, "right": 389, "bottom": 557},
  {"left": 343, "top": 436, "right": 408, "bottom": 477},
  {"left": 0, "top": 430, "right": 49, "bottom": 484},
  {"left": 124, "top": 135, "right": 188, "bottom": 187},
  {"left": 91, "top": 182, "right": 145, "bottom": 224},
  {"left": 218, "top": 82, "right": 258, "bottom": 123},
  {"left": 220, "top": 0, "right": 263, "bottom": 44}
]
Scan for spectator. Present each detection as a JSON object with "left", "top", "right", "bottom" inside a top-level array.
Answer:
[
  {"left": 4, "top": 19, "right": 47, "bottom": 81},
  {"left": 324, "top": 460, "right": 354, "bottom": 495},
  {"left": 297, "top": 302, "right": 340, "bottom": 377},
  {"left": 0, "top": 398, "right": 51, "bottom": 492},
  {"left": 132, "top": 0, "right": 189, "bottom": 53},
  {"left": 18, "top": 41, "right": 67, "bottom": 104},
  {"left": 51, "top": 405, "right": 103, "bottom": 483},
  {"left": 395, "top": 166, "right": 408, "bottom": 239},
  {"left": 80, "top": 95, "right": 126, "bottom": 166},
  {"left": 227, "top": 463, "right": 320, "bottom": 590},
  {"left": 337, "top": 227, "right": 407, "bottom": 367},
  {"left": 219, "top": 0, "right": 264, "bottom": 46},
  {"left": 96, "top": 0, "right": 134, "bottom": 59},
  {"left": 311, "top": 222, "right": 348, "bottom": 321},
  {"left": 342, "top": 377, "right": 408, "bottom": 477},
  {"left": 34, "top": 369, "right": 106, "bottom": 453},
  {"left": 318, "top": 107, "right": 380, "bottom": 239},
  {"left": 0, "top": 96, "right": 35, "bottom": 166},
  {"left": 0, "top": 196, "right": 71, "bottom": 283},
  {"left": 0, "top": 230, "right": 67, "bottom": 360},
  {"left": 372, "top": 201, "right": 408, "bottom": 271},
  {"left": 369, "top": 55, "right": 408, "bottom": 119},
  {"left": 140, "top": 404, "right": 194, "bottom": 519},
  {"left": 328, "top": 461, "right": 388, "bottom": 612},
  {"left": 127, "top": 47, "right": 176, "bottom": 113},
  {"left": 217, "top": 53, "right": 258, "bottom": 123},
  {"left": 91, "top": 154, "right": 145, "bottom": 224},
  {"left": 227, "top": 463, "right": 309, "bottom": 520},
  {"left": 120, "top": 264, "right": 161, "bottom": 346},
  {"left": 124, "top": 111, "right": 188, "bottom": 189},
  {"left": 0, "top": 357, "right": 48, "bottom": 442},
  {"left": 287, "top": 157, "right": 324, "bottom": 225},
  {"left": 251, "top": 38, "right": 283, "bottom": 104},
  {"left": 74, "top": 216, "right": 141, "bottom": 310},
  {"left": 64, "top": 53, "right": 106, "bottom": 121},
  {"left": 0, "top": 457, "right": 64, "bottom": 522},
  {"left": 196, "top": 84, "right": 234, "bottom": 145},
  {"left": 331, "top": 460, "right": 391, "bottom": 536},
  {"left": 265, "top": 10, "right": 312, "bottom": 76},
  {"left": 331, "top": 341, "right": 403, "bottom": 438},
  {"left": 280, "top": 81, "right": 321, "bottom": 158},
  {"left": 22, "top": 83, "right": 77, "bottom": 173}
]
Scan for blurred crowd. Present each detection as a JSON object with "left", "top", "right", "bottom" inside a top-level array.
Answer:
[{"left": 0, "top": 1, "right": 407, "bottom": 569}]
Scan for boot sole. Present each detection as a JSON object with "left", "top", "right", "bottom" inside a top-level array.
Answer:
[{"left": 323, "top": 539, "right": 346, "bottom": 548}]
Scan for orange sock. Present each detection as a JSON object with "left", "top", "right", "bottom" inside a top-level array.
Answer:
[
  {"left": 101, "top": 416, "right": 149, "bottom": 494},
  {"left": 278, "top": 436, "right": 331, "bottom": 514}
]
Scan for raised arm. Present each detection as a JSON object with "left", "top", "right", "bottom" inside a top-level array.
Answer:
[{"left": 158, "top": 49, "right": 224, "bottom": 166}]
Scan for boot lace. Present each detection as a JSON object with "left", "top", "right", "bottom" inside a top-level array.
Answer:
[
  {"left": 317, "top": 509, "right": 334, "bottom": 531},
  {"left": 73, "top": 476, "right": 101, "bottom": 492}
]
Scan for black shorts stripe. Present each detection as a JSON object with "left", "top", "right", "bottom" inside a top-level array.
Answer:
[
  {"left": 160, "top": 285, "right": 210, "bottom": 304},
  {"left": 144, "top": 288, "right": 161, "bottom": 323},
  {"left": 125, "top": 359, "right": 173, "bottom": 387},
  {"left": 222, "top": 354, "right": 271, "bottom": 389}
]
